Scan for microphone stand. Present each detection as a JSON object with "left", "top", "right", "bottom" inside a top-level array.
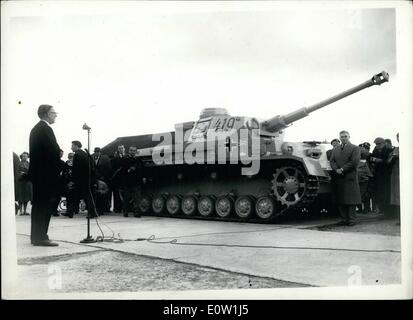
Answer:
[
  {"left": 80, "top": 124, "right": 97, "bottom": 243},
  {"left": 80, "top": 215, "right": 96, "bottom": 243}
]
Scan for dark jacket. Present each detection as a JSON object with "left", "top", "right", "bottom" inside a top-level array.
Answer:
[
  {"left": 93, "top": 154, "right": 112, "bottom": 181},
  {"left": 13, "top": 152, "right": 20, "bottom": 200},
  {"left": 330, "top": 142, "right": 361, "bottom": 204},
  {"left": 110, "top": 152, "right": 126, "bottom": 185},
  {"left": 28, "top": 121, "right": 60, "bottom": 201},
  {"left": 371, "top": 147, "right": 392, "bottom": 175},
  {"left": 72, "top": 149, "right": 93, "bottom": 189},
  {"left": 120, "top": 155, "right": 142, "bottom": 187}
]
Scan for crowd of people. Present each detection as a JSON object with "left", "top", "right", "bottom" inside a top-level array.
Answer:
[
  {"left": 14, "top": 143, "right": 144, "bottom": 219},
  {"left": 58, "top": 143, "right": 143, "bottom": 218},
  {"left": 327, "top": 132, "right": 400, "bottom": 226}
]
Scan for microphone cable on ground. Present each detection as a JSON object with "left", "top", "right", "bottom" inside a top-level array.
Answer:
[{"left": 85, "top": 220, "right": 401, "bottom": 254}]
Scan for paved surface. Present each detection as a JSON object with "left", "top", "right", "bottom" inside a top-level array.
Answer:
[{"left": 11, "top": 211, "right": 401, "bottom": 295}]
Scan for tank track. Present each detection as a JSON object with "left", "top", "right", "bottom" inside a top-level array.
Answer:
[{"left": 138, "top": 166, "right": 321, "bottom": 223}]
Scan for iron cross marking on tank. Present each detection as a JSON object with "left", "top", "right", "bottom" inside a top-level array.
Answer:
[{"left": 225, "top": 137, "right": 238, "bottom": 153}]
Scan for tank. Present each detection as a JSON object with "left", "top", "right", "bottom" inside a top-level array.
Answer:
[{"left": 102, "top": 71, "right": 389, "bottom": 222}]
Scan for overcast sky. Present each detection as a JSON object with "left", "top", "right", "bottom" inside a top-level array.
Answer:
[{"left": 2, "top": 1, "right": 409, "bottom": 157}]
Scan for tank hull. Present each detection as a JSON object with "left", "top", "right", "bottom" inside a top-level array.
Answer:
[{"left": 137, "top": 157, "right": 334, "bottom": 223}]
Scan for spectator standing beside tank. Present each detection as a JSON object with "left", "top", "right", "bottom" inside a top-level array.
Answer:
[
  {"left": 326, "top": 138, "right": 340, "bottom": 161},
  {"left": 370, "top": 137, "right": 392, "bottom": 215},
  {"left": 329, "top": 130, "right": 361, "bottom": 226},
  {"left": 385, "top": 139, "right": 394, "bottom": 153},
  {"left": 387, "top": 133, "right": 400, "bottom": 221},
  {"left": 357, "top": 143, "right": 373, "bottom": 213},
  {"left": 16, "top": 152, "right": 33, "bottom": 215},
  {"left": 120, "top": 146, "right": 142, "bottom": 218},
  {"left": 110, "top": 145, "right": 126, "bottom": 213}
]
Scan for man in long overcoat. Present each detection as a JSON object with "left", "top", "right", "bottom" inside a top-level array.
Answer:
[
  {"left": 28, "top": 105, "right": 60, "bottom": 246},
  {"left": 330, "top": 130, "right": 361, "bottom": 226}
]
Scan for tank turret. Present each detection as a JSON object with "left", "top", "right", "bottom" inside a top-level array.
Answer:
[{"left": 260, "top": 71, "right": 389, "bottom": 134}]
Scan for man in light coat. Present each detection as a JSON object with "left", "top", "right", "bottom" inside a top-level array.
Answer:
[{"left": 330, "top": 130, "right": 361, "bottom": 226}]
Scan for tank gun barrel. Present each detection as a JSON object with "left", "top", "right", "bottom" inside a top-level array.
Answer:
[{"left": 262, "top": 71, "right": 389, "bottom": 132}]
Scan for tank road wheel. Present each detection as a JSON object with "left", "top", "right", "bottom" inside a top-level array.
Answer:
[
  {"left": 181, "top": 196, "right": 197, "bottom": 216},
  {"left": 197, "top": 196, "right": 215, "bottom": 217},
  {"left": 272, "top": 166, "right": 307, "bottom": 207},
  {"left": 138, "top": 196, "right": 152, "bottom": 214},
  {"left": 215, "top": 196, "right": 234, "bottom": 218},
  {"left": 255, "top": 196, "right": 276, "bottom": 220},
  {"left": 235, "top": 196, "right": 255, "bottom": 219},
  {"left": 152, "top": 194, "right": 166, "bottom": 214},
  {"left": 166, "top": 195, "right": 181, "bottom": 215}
]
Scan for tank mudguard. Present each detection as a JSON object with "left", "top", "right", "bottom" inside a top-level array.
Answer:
[{"left": 264, "top": 155, "right": 329, "bottom": 178}]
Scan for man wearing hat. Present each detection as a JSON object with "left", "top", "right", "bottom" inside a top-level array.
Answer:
[
  {"left": 371, "top": 137, "right": 392, "bottom": 215},
  {"left": 326, "top": 138, "right": 340, "bottom": 161},
  {"left": 329, "top": 130, "right": 361, "bottom": 226},
  {"left": 357, "top": 143, "right": 373, "bottom": 213}
]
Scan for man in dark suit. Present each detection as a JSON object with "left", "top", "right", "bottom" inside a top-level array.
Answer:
[
  {"left": 110, "top": 145, "right": 126, "bottom": 213},
  {"left": 71, "top": 141, "right": 98, "bottom": 219},
  {"left": 120, "top": 146, "right": 142, "bottom": 217},
  {"left": 371, "top": 137, "right": 392, "bottom": 215},
  {"left": 329, "top": 130, "right": 361, "bottom": 226},
  {"left": 92, "top": 147, "right": 112, "bottom": 214},
  {"left": 28, "top": 105, "right": 60, "bottom": 246}
]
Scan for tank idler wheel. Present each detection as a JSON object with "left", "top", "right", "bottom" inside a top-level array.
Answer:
[
  {"left": 215, "top": 195, "right": 234, "bottom": 218},
  {"left": 198, "top": 196, "right": 216, "bottom": 217},
  {"left": 181, "top": 195, "right": 197, "bottom": 216},
  {"left": 166, "top": 195, "right": 181, "bottom": 215},
  {"left": 152, "top": 194, "right": 166, "bottom": 214},
  {"left": 235, "top": 196, "right": 255, "bottom": 219},
  {"left": 255, "top": 196, "right": 277, "bottom": 220},
  {"left": 138, "top": 195, "right": 152, "bottom": 214}
]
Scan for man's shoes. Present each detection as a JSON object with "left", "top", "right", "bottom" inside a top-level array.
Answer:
[
  {"left": 134, "top": 213, "right": 141, "bottom": 218},
  {"left": 32, "top": 240, "right": 59, "bottom": 247},
  {"left": 52, "top": 212, "right": 60, "bottom": 217},
  {"left": 123, "top": 213, "right": 129, "bottom": 217}
]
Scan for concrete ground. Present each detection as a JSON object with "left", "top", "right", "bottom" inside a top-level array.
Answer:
[{"left": 11, "top": 209, "right": 401, "bottom": 295}]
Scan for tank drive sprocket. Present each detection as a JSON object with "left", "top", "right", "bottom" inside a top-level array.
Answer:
[
  {"left": 271, "top": 165, "right": 320, "bottom": 210},
  {"left": 271, "top": 166, "right": 308, "bottom": 207}
]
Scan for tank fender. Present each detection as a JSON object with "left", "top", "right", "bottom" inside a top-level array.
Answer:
[{"left": 265, "top": 155, "right": 328, "bottom": 178}]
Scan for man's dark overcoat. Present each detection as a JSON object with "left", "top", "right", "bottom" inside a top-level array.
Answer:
[{"left": 330, "top": 143, "right": 361, "bottom": 205}]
